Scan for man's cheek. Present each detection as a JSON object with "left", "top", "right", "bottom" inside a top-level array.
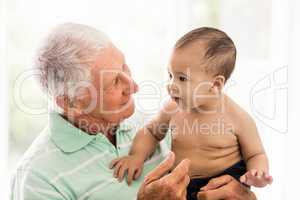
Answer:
[{"left": 105, "top": 98, "right": 120, "bottom": 108}]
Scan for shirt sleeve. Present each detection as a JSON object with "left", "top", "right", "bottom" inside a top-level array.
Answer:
[{"left": 10, "top": 168, "right": 66, "bottom": 200}]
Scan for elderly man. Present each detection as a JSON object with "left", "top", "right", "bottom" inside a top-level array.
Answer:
[{"left": 10, "top": 23, "right": 256, "bottom": 200}]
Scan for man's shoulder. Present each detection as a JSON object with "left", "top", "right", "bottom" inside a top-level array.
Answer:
[
  {"left": 10, "top": 128, "right": 65, "bottom": 199},
  {"left": 14, "top": 127, "right": 65, "bottom": 178}
]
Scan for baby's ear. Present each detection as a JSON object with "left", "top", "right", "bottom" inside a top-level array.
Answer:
[{"left": 212, "top": 75, "right": 225, "bottom": 92}]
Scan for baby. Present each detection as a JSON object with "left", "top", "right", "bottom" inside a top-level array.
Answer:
[{"left": 110, "top": 27, "right": 273, "bottom": 200}]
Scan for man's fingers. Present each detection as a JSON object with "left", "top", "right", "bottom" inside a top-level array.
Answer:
[
  {"left": 170, "top": 159, "right": 191, "bottom": 184},
  {"left": 178, "top": 174, "right": 190, "bottom": 188},
  {"left": 197, "top": 187, "right": 228, "bottom": 200},
  {"left": 144, "top": 152, "right": 175, "bottom": 184},
  {"left": 181, "top": 189, "right": 187, "bottom": 200},
  {"left": 201, "top": 175, "right": 234, "bottom": 191},
  {"left": 156, "top": 160, "right": 190, "bottom": 199},
  {"left": 168, "top": 174, "right": 190, "bottom": 200}
]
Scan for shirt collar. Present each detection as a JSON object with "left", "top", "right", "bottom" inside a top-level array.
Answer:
[
  {"left": 49, "top": 112, "right": 96, "bottom": 153},
  {"left": 49, "top": 112, "right": 133, "bottom": 153}
]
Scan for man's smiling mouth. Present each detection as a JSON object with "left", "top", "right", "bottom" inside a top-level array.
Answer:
[{"left": 121, "top": 96, "right": 133, "bottom": 106}]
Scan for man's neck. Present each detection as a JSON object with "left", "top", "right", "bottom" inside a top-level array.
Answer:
[{"left": 62, "top": 113, "right": 118, "bottom": 146}]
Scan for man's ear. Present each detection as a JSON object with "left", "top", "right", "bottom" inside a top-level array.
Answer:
[
  {"left": 211, "top": 75, "right": 225, "bottom": 93},
  {"left": 55, "top": 95, "right": 68, "bottom": 111},
  {"left": 55, "top": 95, "right": 83, "bottom": 117}
]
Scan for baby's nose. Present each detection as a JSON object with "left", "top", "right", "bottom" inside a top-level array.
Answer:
[{"left": 167, "top": 82, "right": 179, "bottom": 95}]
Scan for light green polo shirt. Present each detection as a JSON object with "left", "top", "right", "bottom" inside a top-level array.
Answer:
[{"left": 11, "top": 112, "right": 171, "bottom": 200}]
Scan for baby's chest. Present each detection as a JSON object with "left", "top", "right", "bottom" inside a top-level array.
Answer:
[{"left": 169, "top": 114, "right": 238, "bottom": 148}]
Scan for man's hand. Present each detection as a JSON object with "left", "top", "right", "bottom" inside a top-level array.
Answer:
[
  {"left": 137, "top": 152, "right": 190, "bottom": 200},
  {"left": 197, "top": 175, "right": 257, "bottom": 200},
  {"left": 110, "top": 155, "right": 144, "bottom": 185}
]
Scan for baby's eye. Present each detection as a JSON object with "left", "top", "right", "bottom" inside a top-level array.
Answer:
[
  {"left": 179, "top": 76, "right": 187, "bottom": 82},
  {"left": 168, "top": 72, "right": 173, "bottom": 80}
]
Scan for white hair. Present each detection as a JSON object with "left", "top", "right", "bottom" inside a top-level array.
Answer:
[{"left": 35, "top": 22, "right": 111, "bottom": 105}]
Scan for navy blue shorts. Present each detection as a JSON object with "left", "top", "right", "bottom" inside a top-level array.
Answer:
[{"left": 187, "top": 160, "right": 247, "bottom": 200}]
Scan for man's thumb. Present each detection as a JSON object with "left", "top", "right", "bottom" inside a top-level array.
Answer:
[{"left": 144, "top": 152, "right": 175, "bottom": 185}]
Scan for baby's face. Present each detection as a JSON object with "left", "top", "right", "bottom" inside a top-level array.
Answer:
[{"left": 167, "top": 42, "right": 216, "bottom": 111}]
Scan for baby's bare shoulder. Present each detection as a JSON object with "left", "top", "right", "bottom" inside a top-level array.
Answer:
[{"left": 225, "top": 95, "right": 256, "bottom": 132}]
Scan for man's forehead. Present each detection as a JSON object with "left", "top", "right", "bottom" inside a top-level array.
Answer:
[
  {"left": 108, "top": 44, "right": 125, "bottom": 60},
  {"left": 93, "top": 46, "right": 125, "bottom": 70}
]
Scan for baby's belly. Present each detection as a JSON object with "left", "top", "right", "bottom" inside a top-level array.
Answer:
[{"left": 172, "top": 135, "right": 242, "bottom": 179}]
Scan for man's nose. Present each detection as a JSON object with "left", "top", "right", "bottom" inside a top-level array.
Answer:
[
  {"left": 130, "top": 79, "right": 139, "bottom": 94},
  {"left": 121, "top": 73, "right": 139, "bottom": 95}
]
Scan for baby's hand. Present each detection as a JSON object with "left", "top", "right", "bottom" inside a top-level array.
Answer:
[
  {"left": 109, "top": 155, "right": 144, "bottom": 185},
  {"left": 240, "top": 169, "right": 273, "bottom": 187}
]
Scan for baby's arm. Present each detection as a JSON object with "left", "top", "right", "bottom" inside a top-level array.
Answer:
[
  {"left": 236, "top": 109, "right": 273, "bottom": 187},
  {"left": 110, "top": 100, "right": 177, "bottom": 185}
]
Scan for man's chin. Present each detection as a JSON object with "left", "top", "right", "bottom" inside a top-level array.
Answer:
[
  {"left": 107, "top": 103, "right": 135, "bottom": 124},
  {"left": 122, "top": 103, "right": 135, "bottom": 119}
]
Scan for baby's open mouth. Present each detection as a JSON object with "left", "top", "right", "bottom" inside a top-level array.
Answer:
[{"left": 171, "top": 97, "right": 181, "bottom": 104}]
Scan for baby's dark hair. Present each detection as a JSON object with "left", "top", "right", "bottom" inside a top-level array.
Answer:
[{"left": 174, "top": 27, "right": 236, "bottom": 82}]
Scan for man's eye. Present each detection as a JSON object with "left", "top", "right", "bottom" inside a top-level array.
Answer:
[
  {"left": 179, "top": 76, "right": 187, "bottom": 82},
  {"left": 114, "top": 77, "right": 119, "bottom": 85}
]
